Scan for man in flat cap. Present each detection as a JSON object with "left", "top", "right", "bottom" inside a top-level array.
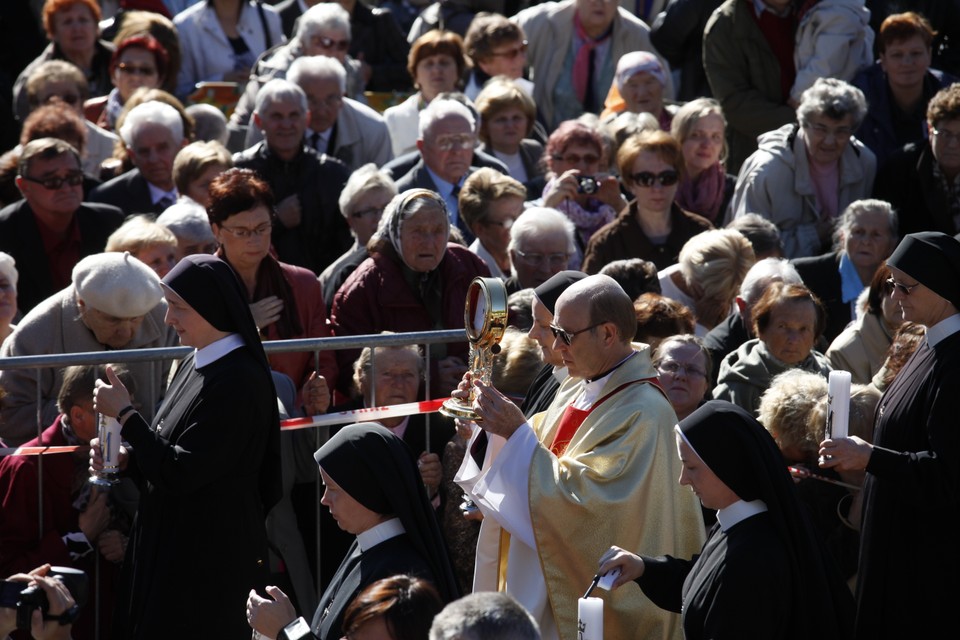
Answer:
[
  {"left": 820, "top": 231, "right": 960, "bottom": 640},
  {"left": 455, "top": 274, "right": 705, "bottom": 640},
  {"left": 0, "top": 252, "right": 178, "bottom": 446}
]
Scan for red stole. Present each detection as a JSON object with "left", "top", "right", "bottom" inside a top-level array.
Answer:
[{"left": 549, "top": 378, "right": 661, "bottom": 456}]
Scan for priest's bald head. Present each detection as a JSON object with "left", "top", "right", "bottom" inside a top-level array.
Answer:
[{"left": 551, "top": 274, "right": 637, "bottom": 380}]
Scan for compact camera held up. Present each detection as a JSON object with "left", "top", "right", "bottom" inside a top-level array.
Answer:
[
  {"left": 576, "top": 175, "right": 600, "bottom": 195},
  {"left": 0, "top": 567, "right": 87, "bottom": 631}
]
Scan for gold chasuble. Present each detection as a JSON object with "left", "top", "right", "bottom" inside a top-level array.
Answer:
[{"left": 526, "top": 346, "right": 706, "bottom": 640}]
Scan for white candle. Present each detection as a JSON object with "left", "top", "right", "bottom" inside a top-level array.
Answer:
[
  {"left": 99, "top": 413, "right": 122, "bottom": 473},
  {"left": 827, "top": 370, "right": 851, "bottom": 440},
  {"left": 578, "top": 597, "right": 603, "bottom": 640}
]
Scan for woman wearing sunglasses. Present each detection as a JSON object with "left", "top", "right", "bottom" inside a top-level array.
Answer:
[
  {"left": 582, "top": 129, "right": 713, "bottom": 274},
  {"left": 84, "top": 35, "right": 169, "bottom": 132}
]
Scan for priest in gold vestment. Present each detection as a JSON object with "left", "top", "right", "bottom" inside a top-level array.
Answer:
[{"left": 456, "top": 275, "right": 706, "bottom": 640}]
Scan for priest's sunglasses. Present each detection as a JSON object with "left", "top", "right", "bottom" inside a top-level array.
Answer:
[
  {"left": 549, "top": 321, "right": 605, "bottom": 345},
  {"left": 886, "top": 278, "right": 919, "bottom": 296}
]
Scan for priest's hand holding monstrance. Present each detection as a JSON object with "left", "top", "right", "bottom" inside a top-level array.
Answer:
[{"left": 440, "top": 277, "right": 508, "bottom": 422}]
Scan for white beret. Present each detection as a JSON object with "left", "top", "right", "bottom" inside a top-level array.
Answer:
[{"left": 72, "top": 251, "right": 163, "bottom": 317}]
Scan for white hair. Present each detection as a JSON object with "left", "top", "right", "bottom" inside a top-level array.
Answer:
[
  {"left": 254, "top": 78, "right": 308, "bottom": 116},
  {"left": 418, "top": 98, "right": 476, "bottom": 140},
  {"left": 508, "top": 207, "right": 576, "bottom": 254},
  {"left": 295, "top": 2, "right": 351, "bottom": 43},
  {"left": 288, "top": 55, "right": 347, "bottom": 95},
  {"left": 338, "top": 163, "right": 398, "bottom": 218},
  {"left": 119, "top": 101, "right": 184, "bottom": 147},
  {"left": 156, "top": 199, "right": 216, "bottom": 246},
  {"left": 0, "top": 252, "right": 17, "bottom": 289},
  {"left": 739, "top": 257, "right": 803, "bottom": 304}
]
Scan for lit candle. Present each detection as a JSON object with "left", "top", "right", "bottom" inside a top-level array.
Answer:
[
  {"left": 578, "top": 597, "right": 603, "bottom": 640},
  {"left": 827, "top": 370, "right": 851, "bottom": 440}
]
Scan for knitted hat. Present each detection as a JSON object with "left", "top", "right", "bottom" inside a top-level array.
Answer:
[
  {"left": 72, "top": 251, "right": 163, "bottom": 317},
  {"left": 886, "top": 232, "right": 960, "bottom": 309}
]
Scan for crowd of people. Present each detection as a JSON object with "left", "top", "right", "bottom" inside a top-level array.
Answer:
[{"left": 1, "top": 0, "right": 958, "bottom": 639}]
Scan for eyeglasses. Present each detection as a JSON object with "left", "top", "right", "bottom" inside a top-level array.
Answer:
[
  {"left": 220, "top": 222, "right": 273, "bottom": 239},
  {"left": 117, "top": 63, "right": 157, "bottom": 76},
  {"left": 802, "top": 122, "right": 853, "bottom": 140},
  {"left": 551, "top": 152, "right": 599, "bottom": 166},
  {"left": 489, "top": 40, "right": 528, "bottom": 59},
  {"left": 932, "top": 127, "right": 960, "bottom": 145},
  {"left": 512, "top": 249, "right": 569, "bottom": 268},
  {"left": 657, "top": 361, "right": 707, "bottom": 378},
  {"left": 886, "top": 277, "right": 919, "bottom": 296},
  {"left": 628, "top": 170, "right": 679, "bottom": 188},
  {"left": 350, "top": 206, "right": 384, "bottom": 220},
  {"left": 430, "top": 134, "right": 476, "bottom": 152},
  {"left": 311, "top": 35, "right": 351, "bottom": 52},
  {"left": 21, "top": 171, "right": 84, "bottom": 190},
  {"left": 549, "top": 321, "right": 605, "bottom": 346}
]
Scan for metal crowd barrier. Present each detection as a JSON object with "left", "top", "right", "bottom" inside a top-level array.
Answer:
[{"left": 0, "top": 328, "right": 467, "bottom": 639}]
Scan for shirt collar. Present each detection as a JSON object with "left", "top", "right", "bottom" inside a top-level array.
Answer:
[
  {"left": 425, "top": 165, "right": 456, "bottom": 196},
  {"left": 194, "top": 333, "right": 244, "bottom": 368},
  {"left": 577, "top": 352, "right": 635, "bottom": 407},
  {"left": 925, "top": 313, "right": 960, "bottom": 347},
  {"left": 357, "top": 517, "right": 405, "bottom": 552},
  {"left": 147, "top": 181, "right": 178, "bottom": 205},
  {"left": 838, "top": 252, "right": 866, "bottom": 304},
  {"left": 716, "top": 499, "right": 768, "bottom": 531}
]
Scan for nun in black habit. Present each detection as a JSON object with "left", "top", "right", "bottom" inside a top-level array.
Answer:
[
  {"left": 599, "top": 400, "right": 854, "bottom": 640},
  {"left": 819, "top": 231, "right": 960, "bottom": 640},
  {"left": 92, "top": 254, "right": 282, "bottom": 639},
  {"left": 246, "top": 422, "right": 459, "bottom": 640}
]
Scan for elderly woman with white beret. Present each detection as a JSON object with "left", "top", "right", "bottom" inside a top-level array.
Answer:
[{"left": 0, "top": 252, "right": 178, "bottom": 447}]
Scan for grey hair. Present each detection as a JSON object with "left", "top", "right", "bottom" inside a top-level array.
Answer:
[
  {"left": 338, "top": 163, "right": 398, "bottom": 218},
  {"left": 429, "top": 592, "right": 540, "bottom": 640},
  {"left": 508, "top": 207, "right": 576, "bottom": 254},
  {"left": 352, "top": 338, "right": 424, "bottom": 397},
  {"left": 185, "top": 103, "right": 229, "bottom": 146},
  {"left": 156, "top": 199, "right": 216, "bottom": 245},
  {"left": 418, "top": 98, "right": 476, "bottom": 140},
  {"left": 288, "top": 55, "right": 347, "bottom": 95},
  {"left": 832, "top": 198, "right": 899, "bottom": 250},
  {"left": 797, "top": 78, "right": 868, "bottom": 130},
  {"left": 738, "top": 257, "right": 802, "bottom": 304},
  {"left": 254, "top": 78, "right": 308, "bottom": 116},
  {"left": 295, "top": 2, "right": 351, "bottom": 44},
  {"left": 0, "top": 251, "right": 17, "bottom": 289},
  {"left": 119, "top": 101, "right": 184, "bottom": 147}
]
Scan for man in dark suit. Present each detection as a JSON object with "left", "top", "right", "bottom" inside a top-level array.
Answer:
[
  {"left": 273, "top": 0, "right": 307, "bottom": 38},
  {"left": 0, "top": 138, "right": 123, "bottom": 314},
  {"left": 395, "top": 97, "right": 483, "bottom": 244},
  {"left": 88, "top": 101, "right": 186, "bottom": 216}
]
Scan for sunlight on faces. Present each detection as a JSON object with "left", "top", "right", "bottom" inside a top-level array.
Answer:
[
  {"left": 162, "top": 286, "right": 225, "bottom": 349},
  {"left": 621, "top": 71, "right": 664, "bottom": 117},
  {"left": 399, "top": 205, "right": 448, "bottom": 273},
  {"left": 185, "top": 163, "right": 229, "bottom": 209},
  {"left": 419, "top": 114, "right": 475, "bottom": 184},
  {"left": 511, "top": 230, "right": 571, "bottom": 289},
  {"left": 300, "top": 74, "right": 343, "bottom": 134},
  {"left": 35, "top": 80, "right": 85, "bottom": 116},
  {"left": 256, "top": 97, "right": 308, "bottom": 159},
  {"left": 757, "top": 298, "right": 817, "bottom": 365},
  {"left": 629, "top": 150, "right": 679, "bottom": 216},
  {"left": 801, "top": 113, "right": 855, "bottom": 166},
  {"left": 656, "top": 341, "right": 709, "bottom": 421},
  {"left": 475, "top": 195, "right": 523, "bottom": 258},
  {"left": 574, "top": 0, "right": 617, "bottom": 36},
  {"left": 551, "top": 294, "right": 606, "bottom": 379},
  {"left": 129, "top": 123, "right": 182, "bottom": 191},
  {"left": 319, "top": 468, "right": 386, "bottom": 535},
  {"left": 887, "top": 265, "right": 956, "bottom": 327},
  {"left": 70, "top": 399, "right": 99, "bottom": 443},
  {"left": 528, "top": 296, "right": 562, "bottom": 367},
  {"left": 362, "top": 349, "right": 421, "bottom": 407},
  {"left": 879, "top": 35, "right": 931, "bottom": 89},
  {"left": 478, "top": 39, "right": 527, "bottom": 79},
  {"left": 78, "top": 301, "right": 146, "bottom": 349},
  {"left": 842, "top": 209, "right": 895, "bottom": 274},
  {"left": 134, "top": 243, "right": 177, "bottom": 279},
  {"left": 930, "top": 118, "right": 960, "bottom": 179},
  {"left": 681, "top": 113, "right": 725, "bottom": 176},
  {"left": 676, "top": 435, "right": 738, "bottom": 510},
  {"left": 113, "top": 47, "right": 160, "bottom": 102},
  {"left": 17, "top": 153, "right": 83, "bottom": 219},
  {"left": 213, "top": 205, "right": 273, "bottom": 273},
  {"left": 415, "top": 54, "right": 459, "bottom": 102},
  {"left": 550, "top": 142, "right": 601, "bottom": 176},
  {"left": 304, "top": 28, "right": 350, "bottom": 63}
]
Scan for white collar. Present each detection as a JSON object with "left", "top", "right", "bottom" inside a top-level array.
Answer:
[
  {"left": 356, "top": 517, "right": 405, "bottom": 552},
  {"left": 147, "top": 180, "right": 178, "bottom": 205},
  {"left": 552, "top": 365, "right": 568, "bottom": 384},
  {"left": 575, "top": 352, "right": 635, "bottom": 409},
  {"left": 194, "top": 333, "right": 244, "bottom": 368},
  {"left": 716, "top": 499, "right": 768, "bottom": 531},
  {"left": 925, "top": 313, "right": 960, "bottom": 347}
]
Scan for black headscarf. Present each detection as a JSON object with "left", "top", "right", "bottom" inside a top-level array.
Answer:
[
  {"left": 533, "top": 270, "right": 588, "bottom": 315},
  {"left": 677, "top": 400, "right": 854, "bottom": 639},
  {"left": 313, "top": 423, "right": 459, "bottom": 603},
  {"left": 161, "top": 254, "right": 281, "bottom": 511}
]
